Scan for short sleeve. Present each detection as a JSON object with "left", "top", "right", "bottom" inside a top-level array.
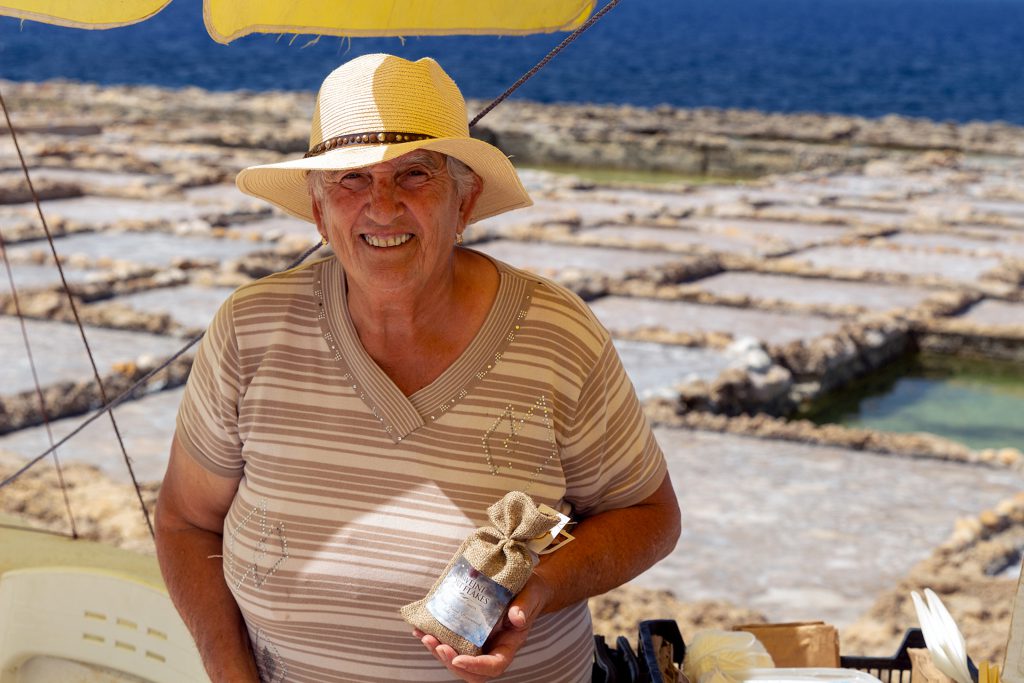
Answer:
[
  {"left": 560, "top": 339, "right": 668, "bottom": 517},
  {"left": 175, "top": 294, "right": 246, "bottom": 478}
]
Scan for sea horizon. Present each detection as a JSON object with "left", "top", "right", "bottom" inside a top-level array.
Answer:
[{"left": 2, "top": 0, "right": 1024, "bottom": 125}]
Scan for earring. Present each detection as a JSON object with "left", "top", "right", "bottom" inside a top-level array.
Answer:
[
  {"left": 455, "top": 233, "right": 464, "bottom": 246},
  {"left": 320, "top": 235, "right": 328, "bottom": 246}
]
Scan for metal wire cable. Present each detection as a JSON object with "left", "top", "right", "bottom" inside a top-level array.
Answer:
[
  {"left": 0, "top": 0, "right": 624, "bottom": 533},
  {"left": 0, "top": 212, "right": 78, "bottom": 539},
  {"left": 0, "top": 241, "right": 325, "bottom": 492},
  {"left": 469, "top": 0, "right": 623, "bottom": 128},
  {"left": 0, "top": 87, "right": 157, "bottom": 537}
]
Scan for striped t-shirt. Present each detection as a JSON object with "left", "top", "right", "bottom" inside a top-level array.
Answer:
[{"left": 176, "top": 253, "right": 667, "bottom": 682}]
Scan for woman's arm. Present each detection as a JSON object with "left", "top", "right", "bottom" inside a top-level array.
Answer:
[
  {"left": 155, "top": 433, "right": 259, "bottom": 683},
  {"left": 417, "top": 472, "right": 681, "bottom": 682},
  {"left": 532, "top": 472, "right": 681, "bottom": 612}
]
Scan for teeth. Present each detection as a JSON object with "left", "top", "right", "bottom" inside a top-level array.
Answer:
[{"left": 364, "top": 234, "right": 412, "bottom": 248}]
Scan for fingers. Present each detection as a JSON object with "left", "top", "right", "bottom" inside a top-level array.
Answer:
[
  {"left": 417, "top": 633, "right": 454, "bottom": 661},
  {"left": 506, "top": 603, "right": 529, "bottom": 629},
  {"left": 450, "top": 615, "right": 533, "bottom": 678},
  {"left": 504, "top": 587, "right": 542, "bottom": 632},
  {"left": 508, "top": 572, "right": 552, "bottom": 629},
  {"left": 450, "top": 652, "right": 511, "bottom": 679},
  {"left": 413, "top": 633, "right": 516, "bottom": 681},
  {"left": 413, "top": 630, "right": 490, "bottom": 682},
  {"left": 412, "top": 584, "right": 547, "bottom": 683}
]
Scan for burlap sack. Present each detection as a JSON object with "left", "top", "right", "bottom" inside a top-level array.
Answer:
[{"left": 400, "top": 491, "right": 559, "bottom": 656}]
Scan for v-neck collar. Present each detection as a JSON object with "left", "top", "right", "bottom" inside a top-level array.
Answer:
[{"left": 314, "top": 254, "right": 535, "bottom": 442}]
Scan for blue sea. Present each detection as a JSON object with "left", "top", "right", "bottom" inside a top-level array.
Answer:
[{"left": 2, "top": 0, "right": 1024, "bottom": 124}]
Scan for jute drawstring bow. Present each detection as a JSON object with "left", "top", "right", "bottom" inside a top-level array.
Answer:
[{"left": 463, "top": 491, "right": 559, "bottom": 588}]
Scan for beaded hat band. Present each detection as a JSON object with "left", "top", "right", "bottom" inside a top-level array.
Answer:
[
  {"left": 304, "top": 132, "right": 434, "bottom": 158},
  {"left": 236, "top": 54, "right": 533, "bottom": 225}
]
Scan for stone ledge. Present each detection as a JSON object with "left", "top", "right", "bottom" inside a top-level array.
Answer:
[{"left": 645, "top": 404, "right": 1023, "bottom": 470}]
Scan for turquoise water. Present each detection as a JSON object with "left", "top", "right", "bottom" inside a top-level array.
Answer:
[{"left": 800, "top": 353, "right": 1024, "bottom": 451}]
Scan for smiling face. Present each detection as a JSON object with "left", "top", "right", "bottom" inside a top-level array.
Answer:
[{"left": 310, "top": 150, "right": 480, "bottom": 300}]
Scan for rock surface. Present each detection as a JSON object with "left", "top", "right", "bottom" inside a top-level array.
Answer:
[{"left": 3, "top": 80, "right": 1024, "bottom": 664}]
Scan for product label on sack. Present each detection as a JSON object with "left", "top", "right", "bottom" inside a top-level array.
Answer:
[{"left": 427, "top": 555, "right": 514, "bottom": 647}]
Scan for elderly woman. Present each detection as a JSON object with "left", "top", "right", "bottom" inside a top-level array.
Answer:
[{"left": 155, "top": 54, "right": 680, "bottom": 683}]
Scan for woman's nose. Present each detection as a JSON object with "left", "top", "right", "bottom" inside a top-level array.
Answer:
[{"left": 364, "top": 178, "right": 403, "bottom": 224}]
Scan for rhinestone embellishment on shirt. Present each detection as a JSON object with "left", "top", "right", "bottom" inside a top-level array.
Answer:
[
  {"left": 316, "top": 264, "right": 534, "bottom": 441},
  {"left": 255, "top": 628, "right": 289, "bottom": 683},
  {"left": 481, "top": 394, "right": 558, "bottom": 493},
  {"left": 227, "top": 498, "right": 289, "bottom": 590},
  {"left": 315, "top": 271, "right": 396, "bottom": 437},
  {"left": 430, "top": 298, "right": 531, "bottom": 422}
]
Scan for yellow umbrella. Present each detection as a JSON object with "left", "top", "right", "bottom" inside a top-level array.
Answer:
[
  {"left": 0, "top": 0, "right": 168, "bottom": 29},
  {"left": 0, "top": 0, "right": 594, "bottom": 39}
]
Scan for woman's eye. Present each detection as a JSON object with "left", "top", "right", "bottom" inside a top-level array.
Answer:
[
  {"left": 337, "top": 173, "right": 370, "bottom": 189},
  {"left": 399, "top": 168, "right": 431, "bottom": 187}
]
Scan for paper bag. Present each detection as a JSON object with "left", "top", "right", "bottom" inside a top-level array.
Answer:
[
  {"left": 910, "top": 648, "right": 958, "bottom": 683},
  {"left": 734, "top": 621, "right": 840, "bottom": 668}
]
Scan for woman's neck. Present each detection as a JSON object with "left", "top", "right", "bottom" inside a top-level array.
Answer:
[
  {"left": 345, "top": 256, "right": 459, "bottom": 339},
  {"left": 343, "top": 250, "right": 500, "bottom": 394}
]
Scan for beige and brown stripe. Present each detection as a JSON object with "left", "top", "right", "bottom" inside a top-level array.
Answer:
[{"left": 176, "top": 253, "right": 667, "bottom": 682}]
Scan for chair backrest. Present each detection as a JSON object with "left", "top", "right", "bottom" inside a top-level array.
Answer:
[{"left": 0, "top": 565, "right": 209, "bottom": 683}]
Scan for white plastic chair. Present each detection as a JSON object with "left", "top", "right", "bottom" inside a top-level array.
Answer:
[{"left": 0, "top": 565, "right": 210, "bottom": 683}]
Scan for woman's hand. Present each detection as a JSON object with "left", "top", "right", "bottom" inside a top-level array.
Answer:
[
  {"left": 413, "top": 573, "right": 553, "bottom": 682},
  {"left": 413, "top": 474, "right": 680, "bottom": 680}
]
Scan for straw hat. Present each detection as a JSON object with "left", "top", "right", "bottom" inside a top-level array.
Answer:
[{"left": 236, "top": 53, "right": 533, "bottom": 225}]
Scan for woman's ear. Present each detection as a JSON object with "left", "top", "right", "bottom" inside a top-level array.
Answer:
[
  {"left": 310, "top": 199, "right": 331, "bottom": 245},
  {"left": 311, "top": 197, "right": 324, "bottom": 227},
  {"left": 458, "top": 175, "right": 483, "bottom": 225}
]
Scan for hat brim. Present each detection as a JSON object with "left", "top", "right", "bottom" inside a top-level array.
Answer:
[{"left": 236, "top": 137, "right": 532, "bottom": 225}]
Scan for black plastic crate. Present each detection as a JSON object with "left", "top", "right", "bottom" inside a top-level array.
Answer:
[
  {"left": 841, "top": 628, "right": 978, "bottom": 683},
  {"left": 600, "top": 622, "right": 981, "bottom": 683},
  {"left": 840, "top": 628, "right": 926, "bottom": 683},
  {"left": 593, "top": 619, "right": 686, "bottom": 683},
  {"left": 638, "top": 619, "right": 687, "bottom": 683},
  {"left": 593, "top": 633, "right": 641, "bottom": 683}
]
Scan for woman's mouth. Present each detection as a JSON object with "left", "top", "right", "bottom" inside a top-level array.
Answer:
[{"left": 362, "top": 233, "right": 413, "bottom": 248}]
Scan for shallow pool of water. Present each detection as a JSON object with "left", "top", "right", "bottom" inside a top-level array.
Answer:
[{"left": 799, "top": 353, "right": 1024, "bottom": 451}]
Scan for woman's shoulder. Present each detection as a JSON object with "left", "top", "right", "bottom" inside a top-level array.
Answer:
[
  {"left": 491, "top": 257, "right": 610, "bottom": 341},
  {"left": 207, "top": 257, "right": 328, "bottom": 336},
  {"left": 227, "top": 255, "right": 328, "bottom": 303}
]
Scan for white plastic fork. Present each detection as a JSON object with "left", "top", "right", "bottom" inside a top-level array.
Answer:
[
  {"left": 926, "top": 589, "right": 972, "bottom": 681},
  {"left": 911, "top": 589, "right": 974, "bottom": 683}
]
